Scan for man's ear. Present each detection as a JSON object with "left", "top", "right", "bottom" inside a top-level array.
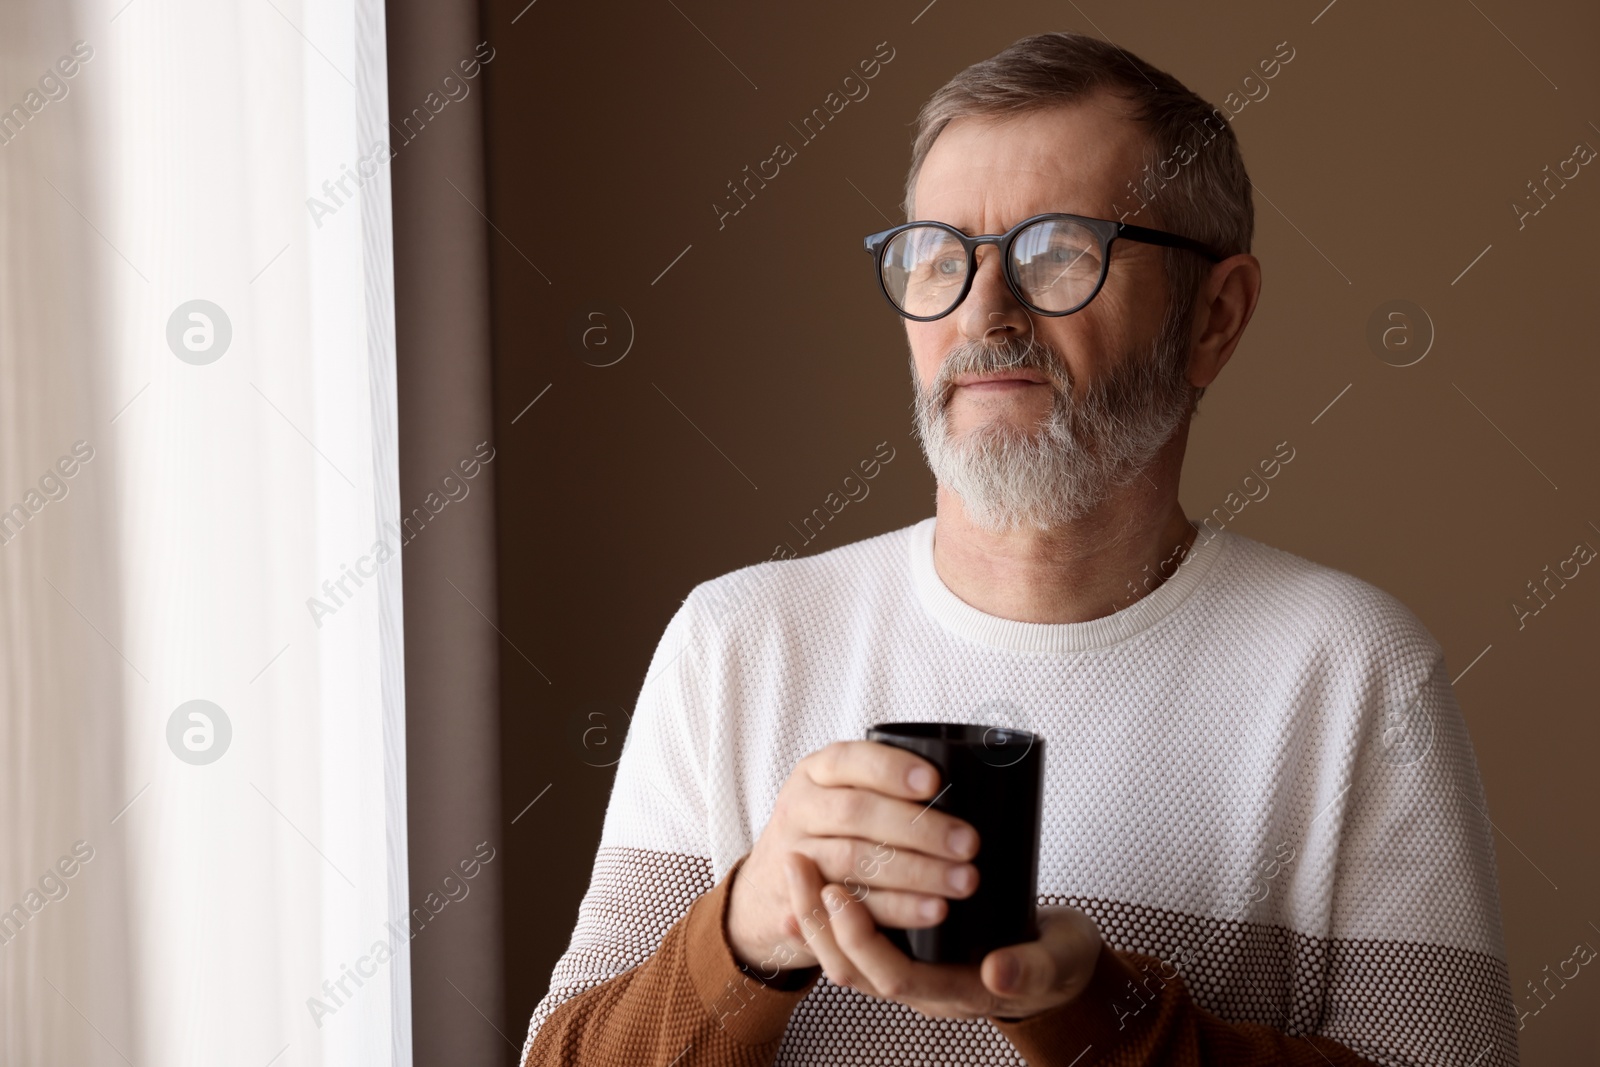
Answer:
[{"left": 1186, "top": 253, "right": 1261, "bottom": 389}]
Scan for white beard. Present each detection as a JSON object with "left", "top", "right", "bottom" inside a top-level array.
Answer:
[{"left": 912, "top": 307, "right": 1195, "bottom": 534}]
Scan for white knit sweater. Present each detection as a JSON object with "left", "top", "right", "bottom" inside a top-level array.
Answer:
[{"left": 524, "top": 517, "right": 1517, "bottom": 1066}]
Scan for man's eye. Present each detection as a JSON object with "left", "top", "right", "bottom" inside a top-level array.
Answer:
[{"left": 1049, "top": 247, "right": 1095, "bottom": 268}]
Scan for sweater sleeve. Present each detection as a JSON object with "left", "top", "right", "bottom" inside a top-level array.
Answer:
[
  {"left": 521, "top": 853, "right": 822, "bottom": 1066},
  {"left": 990, "top": 942, "right": 1386, "bottom": 1065},
  {"left": 992, "top": 652, "right": 1519, "bottom": 1067},
  {"left": 520, "top": 584, "right": 821, "bottom": 1066}
]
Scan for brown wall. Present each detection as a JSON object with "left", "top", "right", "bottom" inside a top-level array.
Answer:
[{"left": 481, "top": 1, "right": 1600, "bottom": 1061}]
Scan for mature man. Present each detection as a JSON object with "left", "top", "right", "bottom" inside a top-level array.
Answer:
[{"left": 521, "top": 31, "right": 1516, "bottom": 1067}]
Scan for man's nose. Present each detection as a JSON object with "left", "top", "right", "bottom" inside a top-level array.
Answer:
[{"left": 956, "top": 246, "right": 1030, "bottom": 343}]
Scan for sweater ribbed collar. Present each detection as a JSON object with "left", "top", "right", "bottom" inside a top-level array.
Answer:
[{"left": 906, "top": 515, "right": 1227, "bottom": 653}]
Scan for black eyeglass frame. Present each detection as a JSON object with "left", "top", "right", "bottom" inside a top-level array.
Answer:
[{"left": 862, "top": 212, "right": 1227, "bottom": 322}]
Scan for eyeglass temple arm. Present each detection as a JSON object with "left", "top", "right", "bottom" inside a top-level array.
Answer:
[{"left": 1113, "top": 221, "right": 1226, "bottom": 262}]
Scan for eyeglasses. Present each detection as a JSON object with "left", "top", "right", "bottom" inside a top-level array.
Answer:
[{"left": 862, "top": 212, "right": 1226, "bottom": 322}]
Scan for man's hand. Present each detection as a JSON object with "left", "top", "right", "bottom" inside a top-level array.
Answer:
[
  {"left": 781, "top": 850, "right": 1103, "bottom": 1021},
  {"left": 725, "top": 741, "right": 982, "bottom": 976}
]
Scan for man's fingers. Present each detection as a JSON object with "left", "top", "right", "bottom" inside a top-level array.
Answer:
[
  {"left": 815, "top": 835, "right": 979, "bottom": 904},
  {"left": 797, "top": 783, "right": 979, "bottom": 865},
  {"left": 982, "top": 941, "right": 1051, "bottom": 997},
  {"left": 794, "top": 741, "right": 981, "bottom": 871},
  {"left": 804, "top": 740, "right": 940, "bottom": 799},
  {"left": 852, "top": 887, "right": 949, "bottom": 929},
  {"left": 784, "top": 852, "right": 875, "bottom": 994},
  {"left": 982, "top": 907, "right": 1103, "bottom": 1005},
  {"left": 828, "top": 889, "right": 990, "bottom": 1015}
]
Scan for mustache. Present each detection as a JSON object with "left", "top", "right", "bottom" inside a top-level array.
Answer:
[
  {"left": 916, "top": 334, "right": 1072, "bottom": 420},
  {"left": 936, "top": 335, "right": 1067, "bottom": 393}
]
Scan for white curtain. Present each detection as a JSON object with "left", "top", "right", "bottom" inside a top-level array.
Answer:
[{"left": 0, "top": 1, "right": 410, "bottom": 1065}]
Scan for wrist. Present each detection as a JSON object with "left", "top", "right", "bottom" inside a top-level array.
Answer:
[
  {"left": 728, "top": 922, "right": 815, "bottom": 983},
  {"left": 724, "top": 855, "right": 816, "bottom": 978},
  {"left": 724, "top": 883, "right": 772, "bottom": 972}
]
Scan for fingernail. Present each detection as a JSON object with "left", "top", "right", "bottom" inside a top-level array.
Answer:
[
  {"left": 948, "top": 826, "right": 976, "bottom": 857},
  {"left": 919, "top": 897, "right": 941, "bottom": 920},
  {"left": 908, "top": 765, "right": 934, "bottom": 792},
  {"left": 995, "top": 955, "right": 1018, "bottom": 990},
  {"left": 947, "top": 865, "right": 973, "bottom": 893}
]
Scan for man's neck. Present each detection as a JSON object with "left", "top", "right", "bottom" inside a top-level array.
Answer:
[{"left": 930, "top": 454, "right": 1196, "bottom": 626}]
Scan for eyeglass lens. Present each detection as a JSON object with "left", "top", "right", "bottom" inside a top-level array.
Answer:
[{"left": 880, "top": 218, "right": 1104, "bottom": 317}]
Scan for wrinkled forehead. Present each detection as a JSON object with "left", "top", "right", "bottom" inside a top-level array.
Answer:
[{"left": 911, "top": 93, "right": 1149, "bottom": 229}]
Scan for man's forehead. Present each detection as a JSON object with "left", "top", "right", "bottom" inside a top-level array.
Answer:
[{"left": 913, "top": 94, "right": 1147, "bottom": 225}]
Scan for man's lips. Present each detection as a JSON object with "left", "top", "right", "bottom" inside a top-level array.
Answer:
[{"left": 952, "top": 373, "right": 1049, "bottom": 390}]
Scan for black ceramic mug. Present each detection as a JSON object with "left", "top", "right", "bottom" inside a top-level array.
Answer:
[{"left": 864, "top": 722, "right": 1044, "bottom": 965}]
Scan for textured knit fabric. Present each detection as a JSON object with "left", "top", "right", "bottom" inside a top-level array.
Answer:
[{"left": 521, "top": 517, "right": 1518, "bottom": 1067}]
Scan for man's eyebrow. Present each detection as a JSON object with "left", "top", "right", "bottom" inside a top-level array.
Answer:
[
  {"left": 915, "top": 217, "right": 984, "bottom": 234},
  {"left": 914, "top": 213, "right": 1087, "bottom": 234}
]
